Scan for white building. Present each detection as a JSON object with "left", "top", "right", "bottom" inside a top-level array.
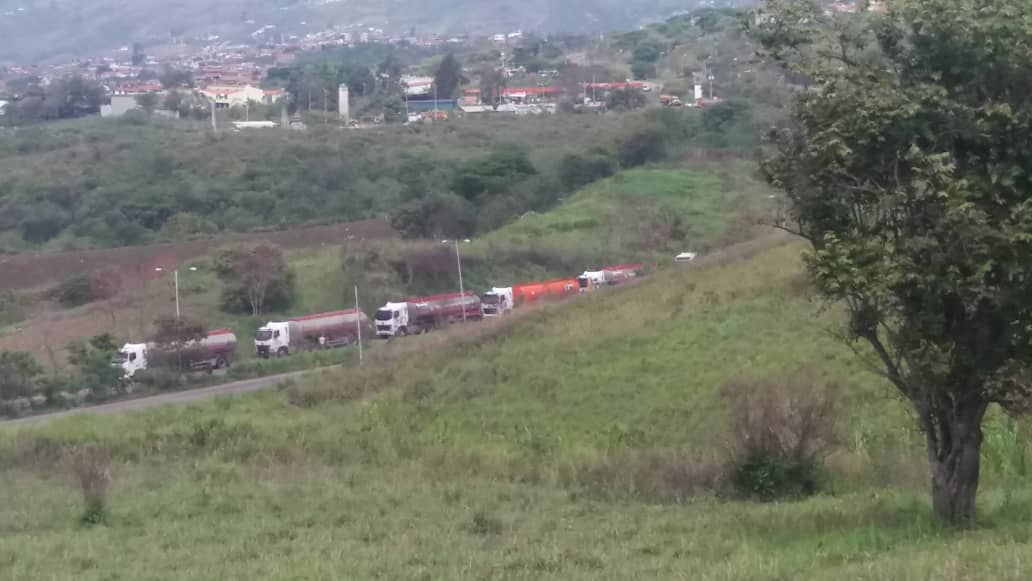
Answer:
[{"left": 196, "top": 85, "right": 285, "bottom": 108}]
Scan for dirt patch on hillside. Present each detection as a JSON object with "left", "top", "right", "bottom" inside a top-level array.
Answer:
[{"left": 0, "top": 219, "right": 396, "bottom": 291}]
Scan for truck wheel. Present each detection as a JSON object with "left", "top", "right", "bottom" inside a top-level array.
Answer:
[
  {"left": 215, "top": 357, "right": 227, "bottom": 369},
  {"left": 277, "top": 347, "right": 289, "bottom": 357},
  {"left": 398, "top": 327, "right": 408, "bottom": 337}
]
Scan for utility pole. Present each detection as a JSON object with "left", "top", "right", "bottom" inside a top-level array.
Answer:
[
  {"left": 210, "top": 101, "right": 217, "bottom": 132},
  {"left": 354, "top": 285, "right": 363, "bottom": 365},
  {"left": 455, "top": 240, "right": 465, "bottom": 322},
  {"left": 174, "top": 269, "right": 180, "bottom": 320},
  {"left": 323, "top": 87, "right": 328, "bottom": 123}
]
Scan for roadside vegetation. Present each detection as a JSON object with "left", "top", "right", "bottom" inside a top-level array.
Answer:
[
  {"left": 0, "top": 158, "right": 774, "bottom": 418},
  {"left": 4, "top": 241, "right": 1032, "bottom": 579}
]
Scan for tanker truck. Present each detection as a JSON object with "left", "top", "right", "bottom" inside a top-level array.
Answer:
[
  {"left": 115, "top": 329, "right": 238, "bottom": 379},
  {"left": 375, "top": 291, "right": 482, "bottom": 337},
  {"left": 481, "top": 277, "right": 579, "bottom": 317},
  {"left": 577, "top": 263, "right": 646, "bottom": 292},
  {"left": 255, "top": 309, "right": 372, "bottom": 357}
]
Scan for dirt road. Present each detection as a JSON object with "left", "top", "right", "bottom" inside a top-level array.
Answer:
[{"left": 1, "top": 369, "right": 316, "bottom": 428}]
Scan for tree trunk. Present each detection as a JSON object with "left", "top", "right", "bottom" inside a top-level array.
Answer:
[{"left": 924, "top": 400, "right": 988, "bottom": 523}]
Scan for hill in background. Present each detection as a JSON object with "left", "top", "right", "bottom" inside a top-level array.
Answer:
[{"left": 0, "top": 0, "right": 752, "bottom": 63}]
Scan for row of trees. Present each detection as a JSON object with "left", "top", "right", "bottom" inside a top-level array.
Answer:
[
  {"left": 2, "top": 76, "right": 105, "bottom": 124},
  {"left": 0, "top": 100, "right": 760, "bottom": 249}
]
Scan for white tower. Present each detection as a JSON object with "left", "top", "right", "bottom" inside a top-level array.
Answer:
[{"left": 338, "top": 84, "right": 350, "bottom": 125}]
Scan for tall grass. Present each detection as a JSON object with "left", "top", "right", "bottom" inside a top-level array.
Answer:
[{"left": 5, "top": 239, "right": 1032, "bottom": 579}]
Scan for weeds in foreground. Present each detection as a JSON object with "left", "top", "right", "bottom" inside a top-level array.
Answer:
[
  {"left": 67, "top": 444, "right": 112, "bottom": 526},
  {"left": 722, "top": 370, "right": 840, "bottom": 500}
]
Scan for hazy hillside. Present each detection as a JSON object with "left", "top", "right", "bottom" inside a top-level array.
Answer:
[{"left": 0, "top": 0, "right": 752, "bottom": 63}]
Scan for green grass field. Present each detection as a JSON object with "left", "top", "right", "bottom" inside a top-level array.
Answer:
[{"left": 4, "top": 240, "right": 1032, "bottom": 579}]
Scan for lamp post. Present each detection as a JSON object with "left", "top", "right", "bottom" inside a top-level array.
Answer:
[
  {"left": 444, "top": 239, "right": 470, "bottom": 322},
  {"left": 155, "top": 266, "right": 198, "bottom": 319}
]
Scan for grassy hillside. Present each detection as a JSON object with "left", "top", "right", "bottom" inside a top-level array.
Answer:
[
  {"left": 0, "top": 163, "right": 771, "bottom": 369},
  {"left": 4, "top": 239, "right": 1032, "bottom": 579},
  {"left": 481, "top": 164, "right": 772, "bottom": 261}
]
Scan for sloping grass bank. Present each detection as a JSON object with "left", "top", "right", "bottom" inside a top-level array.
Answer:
[{"left": 2, "top": 240, "right": 1032, "bottom": 579}]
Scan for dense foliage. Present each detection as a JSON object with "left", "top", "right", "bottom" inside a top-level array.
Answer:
[
  {"left": 760, "top": 0, "right": 1032, "bottom": 522},
  {"left": 0, "top": 106, "right": 762, "bottom": 251},
  {"left": 215, "top": 244, "right": 296, "bottom": 316}
]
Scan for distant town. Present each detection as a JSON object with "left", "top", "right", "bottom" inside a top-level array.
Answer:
[{"left": 0, "top": 13, "right": 736, "bottom": 127}]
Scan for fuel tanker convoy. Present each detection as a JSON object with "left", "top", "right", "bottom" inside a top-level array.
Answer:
[
  {"left": 116, "top": 329, "right": 238, "bottom": 378},
  {"left": 255, "top": 309, "right": 371, "bottom": 357},
  {"left": 375, "top": 291, "right": 482, "bottom": 337},
  {"left": 481, "top": 277, "right": 579, "bottom": 317},
  {"left": 577, "top": 263, "right": 646, "bottom": 291}
]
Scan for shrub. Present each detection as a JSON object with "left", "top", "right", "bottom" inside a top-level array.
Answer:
[
  {"left": 0, "top": 351, "right": 43, "bottom": 401},
  {"left": 469, "top": 511, "right": 503, "bottom": 536},
  {"left": 618, "top": 125, "right": 668, "bottom": 168},
  {"left": 47, "top": 268, "right": 123, "bottom": 307},
  {"left": 67, "top": 445, "right": 113, "bottom": 526},
  {"left": 721, "top": 371, "right": 840, "bottom": 500},
  {"left": 0, "top": 289, "right": 26, "bottom": 326},
  {"left": 557, "top": 151, "right": 617, "bottom": 191}
]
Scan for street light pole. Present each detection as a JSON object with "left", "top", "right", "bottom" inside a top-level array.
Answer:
[
  {"left": 174, "top": 269, "right": 180, "bottom": 320},
  {"left": 455, "top": 239, "right": 465, "bottom": 322},
  {"left": 354, "top": 285, "right": 363, "bottom": 365}
]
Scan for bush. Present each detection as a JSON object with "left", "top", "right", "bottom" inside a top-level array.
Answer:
[
  {"left": 0, "top": 289, "right": 26, "bottom": 326},
  {"left": 618, "top": 125, "right": 668, "bottom": 168},
  {"left": 558, "top": 151, "right": 617, "bottom": 191},
  {"left": 0, "top": 351, "right": 43, "bottom": 401},
  {"left": 67, "top": 445, "right": 112, "bottom": 526},
  {"left": 721, "top": 371, "right": 840, "bottom": 500},
  {"left": 47, "top": 268, "right": 122, "bottom": 307}
]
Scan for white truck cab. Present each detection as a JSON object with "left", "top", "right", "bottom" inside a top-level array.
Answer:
[
  {"left": 255, "top": 321, "right": 291, "bottom": 357},
  {"left": 577, "top": 271, "right": 606, "bottom": 292},
  {"left": 115, "top": 343, "right": 148, "bottom": 379},
  {"left": 375, "top": 302, "right": 410, "bottom": 337},
  {"left": 481, "top": 287, "right": 513, "bottom": 317}
]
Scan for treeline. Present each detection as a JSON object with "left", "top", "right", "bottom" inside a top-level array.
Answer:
[
  {"left": 0, "top": 103, "right": 761, "bottom": 251},
  {"left": 609, "top": 7, "right": 795, "bottom": 109},
  {"left": 1, "top": 76, "right": 106, "bottom": 125}
]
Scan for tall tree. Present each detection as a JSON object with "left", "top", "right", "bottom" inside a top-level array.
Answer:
[
  {"left": 215, "top": 244, "right": 295, "bottom": 316},
  {"left": 758, "top": 0, "right": 1032, "bottom": 522},
  {"left": 433, "top": 53, "right": 465, "bottom": 99}
]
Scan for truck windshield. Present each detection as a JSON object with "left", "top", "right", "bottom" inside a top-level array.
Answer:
[
  {"left": 577, "top": 277, "right": 589, "bottom": 289},
  {"left": 255, "top": 329, "right": 273, "bottom": 341},
  {"left": 482, "top": 294, "right": 499, "bottom": 304},
  {"left": 375, "top": 310, "right": 393, "bottom": 321},
  {"left": 110, "top": 352, "right": 128, "bottom": 365}
]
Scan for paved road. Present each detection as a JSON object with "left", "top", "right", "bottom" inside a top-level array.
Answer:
[{"left": 1, "top": 369, "right": 317, "bottom": 428}]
